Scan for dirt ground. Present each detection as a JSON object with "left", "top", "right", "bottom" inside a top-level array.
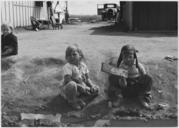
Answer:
[{"left": 1, "top": 22, "right": 178, "bottom": 127}]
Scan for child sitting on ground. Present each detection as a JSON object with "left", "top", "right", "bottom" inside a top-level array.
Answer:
[
  {"left": 60, "top": 45, "right": 99, "bottom": 110},
  {"left": 108, "top": 44, "right": 152, "bottom": 108},
  {"left": 1, "top": 23, "right": 18, "bottom": 58},
  {"left": 30, "top": 16, "right": 41, "bottom": 31}
]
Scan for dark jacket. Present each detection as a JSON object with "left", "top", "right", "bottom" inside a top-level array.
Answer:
[{"left": 1, "top": 33, "right": 18, "bottom": 56}]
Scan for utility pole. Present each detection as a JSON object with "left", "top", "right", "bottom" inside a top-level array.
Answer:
[
  {"left": 65, "top": 1, "right": 68, "bottom": 11},
  {"left": 65, "top": 1, "right": 69, "bottom": 23}
]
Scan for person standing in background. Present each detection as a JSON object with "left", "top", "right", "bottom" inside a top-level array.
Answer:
[{"left": 53, "top": 1, "right": 65, "bottom": 29}]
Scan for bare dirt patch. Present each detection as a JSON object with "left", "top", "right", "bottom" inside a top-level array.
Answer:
[{"left": 1, "top": 22, "right": 178, "bottom": 126}]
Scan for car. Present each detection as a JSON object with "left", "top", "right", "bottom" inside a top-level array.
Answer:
[{"left": 97, "top": 3, "right": 119, "bottom": 21}]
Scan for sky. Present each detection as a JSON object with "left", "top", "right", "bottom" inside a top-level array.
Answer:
[{"left": 67, "top": 0, "right": 120, "bottom": 15}]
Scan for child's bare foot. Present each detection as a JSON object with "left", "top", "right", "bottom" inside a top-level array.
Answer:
[
  {"left": 139, "top": 97, "right": 151, "bottom": 109},
  {"left": 139, "top": 94, "right": 152, "bottom": 109},
  {"left": 108, "top": 100, "right": 120, "bottom": 108},
  {"left": 112, "top": 101, "right": 120, "bottom": 107},
  {"left": 140, "top": 101, "right": 151, "bottom": 109},
  {"left": 70, "top": 102, "right": 82, "bottom": 110},
  {"left": 78, "top": 99, "right": 86, "bottom": 108}
]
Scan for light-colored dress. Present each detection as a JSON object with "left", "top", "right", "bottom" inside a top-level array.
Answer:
[
  {"left": 59, "top": 62, "right": 89, "bottom": 99},
  {"left": 63, "top": 62, "right": 89, "bottom": 82}
]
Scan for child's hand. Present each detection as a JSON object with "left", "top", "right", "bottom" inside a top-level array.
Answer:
[
  {"left": 90, "top": 87, "right": 95, "bottom": 93},
  {"left": 79, "top": 86, "right": 91, "bottom": 95},
  {"left": 90, "top": 86, "right": 99, "bottom": 94},
  {"left": 85, "top": 86, "right": 91, "bottom": 95},
  {"left": 74, "top": 77, "right": 83, "bottom": 84},
  {"left": 77, "top": 83, "right": 91, "bottom": 95},
  {"left": 118, "top": 77, "right": 127, "bottom": 88},
  {"left": 64, "top": 75, "right": 72, "bottom": 85}
]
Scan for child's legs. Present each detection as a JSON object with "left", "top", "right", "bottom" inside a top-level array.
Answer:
[
  {"left": 138, "top": 75, "right": 152, "bottom": 93},
  {"left": 108, "top": 75, "right": 121, "bottom": 101},
  {"left": 63, "top": 81, "right": 78, "bottom": 103},
  {"left": 108, "top": 85, "right": 121, "bottom": 101},
  {"left": 86, "top": 82, "right": 99, "bottom": 95},
  {"left": 77, "top": 83, "right": 90, "bottom": 94},
  {"left": 138, "top": 75, "right": 153, "bottom": 102},
  {"left": 121, "top": 85, "right": 138, "bottom": 98},
  {"left": 120, "top": 75, "right": 152, "bottom": 99}
]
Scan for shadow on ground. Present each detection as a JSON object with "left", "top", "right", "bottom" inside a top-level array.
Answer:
[
  {"left": 45, "top": 95, "right": 73, "bottom": 114},
  {"left": 14, "top": 25, "right": 53, "bottom": 33},
  {"left": 45, "top": 94, "right": 102, "bottom": 114},
  {"left": 89, "top": 23, "right": 178, "bottom": 37},
  {"left": 1, "top": 58, "right": 16, "bottom": 72}
]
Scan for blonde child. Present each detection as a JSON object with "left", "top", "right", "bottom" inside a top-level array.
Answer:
[
  {"left": 1, "top": 23, "right": 18, "bottom": 57},
  {"left": 60, "top": 46, "right": 99, "bottom": 110},
  {"left": 108, "top": 44, "right": 152, "bottom": 108}
]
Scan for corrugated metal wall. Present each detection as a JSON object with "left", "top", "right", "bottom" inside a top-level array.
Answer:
[
  {"left": 1, "top": 1, "right": 41, "bottom": 28},
  {"left": 132, "top": 2, "right": 177, "bottom": 31},
  {"left": 122, "top": 2, "right": 133, "bottom": 31}
]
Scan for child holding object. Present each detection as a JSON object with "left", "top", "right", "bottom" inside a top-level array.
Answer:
[
  {"left": 107, "top": 44, "right": 152, "bottom": 108},
  {"left": 60, "top": 45, "right": 99, "bottom": 110}
]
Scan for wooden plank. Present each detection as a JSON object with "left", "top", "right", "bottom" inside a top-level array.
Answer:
[
  {"left": 9, "top": 1, "right": 13, "bottom": 26},
  {"left": 16, "top": 1, "right": 20, "bottom": 27},
  {"left": 20, "top": 1, "right": 23, "bottom": 26},
  {"left": 26, "top": 0, "right": 29, "bottom": 26},
  {"left": 23, "top": 1, "right": 26, "bottom": 26},
  {"left": 16, "top": 1, "right": 19, "bottom": 27},
  {"left": 10, "top": 1, "right": 15, "bottom": 27},
  {"left": 4, "top": 1, "right": 7, "bottom": 21},
  {"left": 19, "top": 1, "right": 23, "bottom": 26},
  {"left": 101, "top": 63, "right": 128, "bottom": 78},
  {"left": 30, "top": 1, "right": 32, "bottom": 18},
  {"left": 1, "top": 1, "right": 5, "bottom": 23},
  {"left": 12, "top": 1, "right": 15, "bottom": 27},
  {"left": 19, "top": 1, "right": 21, "bottom": 27},
  {"left": 21, "top": 113, "right": 61, "bottom": 123},
  {"left": 22, "top": 1, "right": 25, "bottom": 26},
  {"left": 28, "top": 1, "right": 31, "bottom": 25},
  {"left": 14, "top": 1, "right": 18, "bottom": 27},
  {"left": 24, "top": 0, "right": 28, "bottom": 26},
  {"left": 1, "top": 8, "right": 2, "bottom": 24},
  {"left": 1, "top": 1, "right": 3, "bottom": 23},
  {"left": 7, "top": 1, "right": 10, "bottom": 22}
]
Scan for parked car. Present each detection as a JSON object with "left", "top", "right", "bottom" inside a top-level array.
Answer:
[{"left": 97, "top": 3, "right": 119, "bottom": 21}]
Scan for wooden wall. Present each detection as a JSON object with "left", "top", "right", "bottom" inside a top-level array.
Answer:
[{"left": 1, "top": 1, "right": 41, "bottom": 28}]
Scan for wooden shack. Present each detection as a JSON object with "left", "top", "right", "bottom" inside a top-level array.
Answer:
[{"left": 1, "top": 1, "right": 67, "bottom": 28}]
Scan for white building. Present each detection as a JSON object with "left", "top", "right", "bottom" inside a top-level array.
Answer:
[{"left": 1, "top": 1, "right": 67, "bottom": 28}]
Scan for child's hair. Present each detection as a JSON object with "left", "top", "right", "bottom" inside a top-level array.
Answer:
[
  {"left": 65, "top": 45, "right": 85, "bottom": 62},
  {"left": 1, "top": 22, "right": 14, "bottom": 33},
  {"left": 117, "top": 44, "right": 139, "bottom": 68}
]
